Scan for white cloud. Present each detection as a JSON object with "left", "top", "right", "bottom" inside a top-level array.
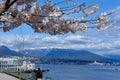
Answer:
[
  {"left": 42, "top": 36, "right": 61, "bottom": 43},
  {"left": 0, "top": 34, "right": 120, "bottom": 54},
  {"left": 113, "top": 6, "right": 120, "bottom": 21},
  {"left": 64, "top": 35, "right": 101, "bottom": 44},
  {"left": 0, "top": 34, "right": 109, "bottom": 49}
]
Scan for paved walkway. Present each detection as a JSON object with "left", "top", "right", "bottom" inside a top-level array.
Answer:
[{"left": 0, "top": 73, "right": 19, "bottom": 80}]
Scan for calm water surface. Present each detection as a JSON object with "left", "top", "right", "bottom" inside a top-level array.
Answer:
[{"left": 36, "top": 64, "right": 120, "bottom": 80}]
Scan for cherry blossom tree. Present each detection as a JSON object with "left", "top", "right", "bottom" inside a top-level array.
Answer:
[{"left": 0, "top": 0, "right": 114, "bottom": 35}]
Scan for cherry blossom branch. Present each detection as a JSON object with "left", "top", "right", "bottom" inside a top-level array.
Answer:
[
  {"left": 0, "top": 0, "right": 17, "bottom": 15},
  {"left": 0, "top": 0, "right": 115, "bottom": 35}
]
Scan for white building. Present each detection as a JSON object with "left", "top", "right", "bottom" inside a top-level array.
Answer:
[
  {"left": 0, "top": 57, "right": 35, "bottom": 72},
  {"left": 0, "top": 57, "right": 19, "bottom": 71}
]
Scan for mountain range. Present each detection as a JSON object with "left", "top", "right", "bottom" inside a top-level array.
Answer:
[
  {"left": 0, "top": 46, "right": 23, "bottom": 57},
  {"left": 104, "top": 54, "right": 120, "bottom": 61},
  {"left": 0, "top": 46, "right": 119, "bottom": 63},
  {"left": 41, "top": 49, "right": 107, "bottom": 61},
  {"left": 24, "top": 48, "right": 116, "bottom": 62}
]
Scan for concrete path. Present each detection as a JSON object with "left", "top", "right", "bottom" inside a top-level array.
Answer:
[{"left": 0, "top": 73, "right": 19, "bottom": 80}]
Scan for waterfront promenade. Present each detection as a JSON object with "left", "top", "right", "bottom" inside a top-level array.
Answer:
[{"left": 0, "top": 73, "right": 19, "bottom": 80}]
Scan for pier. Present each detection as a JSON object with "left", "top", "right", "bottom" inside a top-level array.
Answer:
[
  {"left": 0, "top": 73, "right": 19, "bottom": 80},
  {"left": 0, "top": 57, "right": 35, "bottom": 80}
]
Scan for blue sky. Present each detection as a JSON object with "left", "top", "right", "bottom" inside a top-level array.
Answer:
[{"left": 0, "top": 0, "right": 120, "bottom": 55}]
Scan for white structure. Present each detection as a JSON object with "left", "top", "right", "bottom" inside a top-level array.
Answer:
[
  {"left": 0, "top": 57, "right": 35, "bottom": 72},
  {"left": 20, "top": 61, "right": 35, "bottom": 71},
  {"left": 88, "top": 61, "right": 104, "bottom": 66},
  {"left": 0, "top": 57, "right": 19, "bottom": 71}
]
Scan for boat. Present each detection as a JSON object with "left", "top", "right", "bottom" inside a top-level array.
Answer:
[
  {"left": 115, "top": 68, "right": 120, "bottom": 71},
  {"left": 88, "top": 61, "right": 104, "bottom": 66}
]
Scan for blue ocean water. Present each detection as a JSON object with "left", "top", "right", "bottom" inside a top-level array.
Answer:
[{"left": 36, "top": 64, "right": 120, "bottom": 80}]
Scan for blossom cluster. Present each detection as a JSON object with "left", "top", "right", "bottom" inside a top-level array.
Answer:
[{"left": 0, "top": 0, "right": 114, "bottom": 35}]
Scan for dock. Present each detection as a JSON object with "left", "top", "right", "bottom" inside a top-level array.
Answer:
[{"left": 0, "top": 73, "right": 19, "bottom": 80}]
